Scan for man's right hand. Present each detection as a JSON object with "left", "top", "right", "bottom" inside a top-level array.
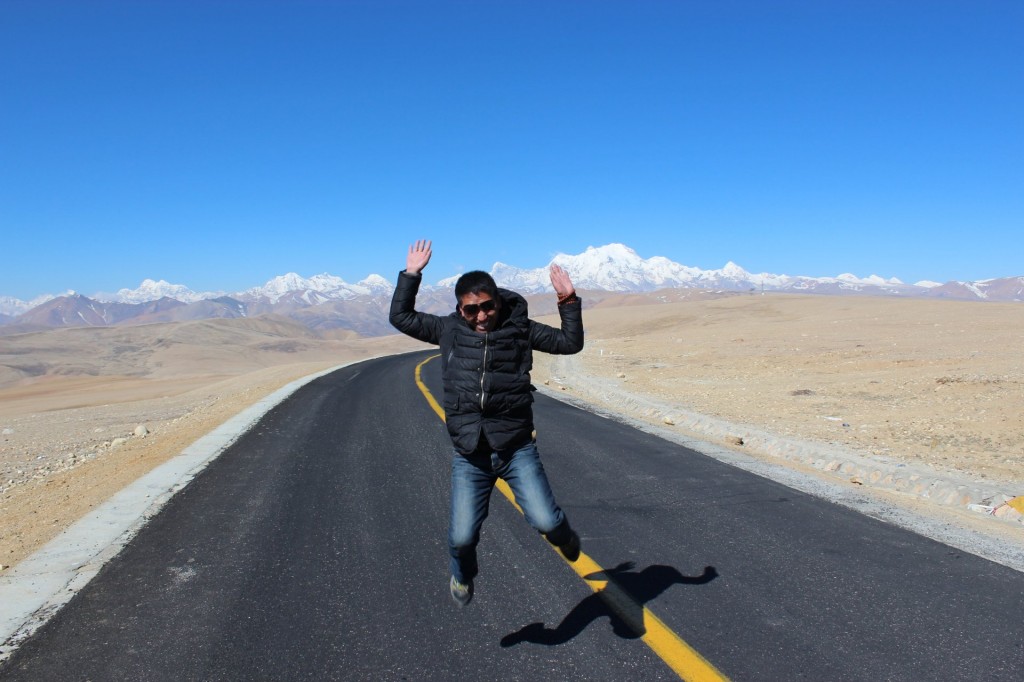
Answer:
[{"left": 406, "top": 240, "right": 432, "bottom": 275}]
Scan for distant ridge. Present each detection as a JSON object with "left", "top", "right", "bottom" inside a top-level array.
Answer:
[{"left": 1, "top": 244, "right": 1020, "bottom": 335}]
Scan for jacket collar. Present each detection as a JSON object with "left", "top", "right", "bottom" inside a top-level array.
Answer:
[{"left": 496, "top": 288, "right": 529, "bottom": 331}]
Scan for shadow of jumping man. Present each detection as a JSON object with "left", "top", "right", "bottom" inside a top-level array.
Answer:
[{"left": 501, "top": 562, "right": 718, "bottom": 647}]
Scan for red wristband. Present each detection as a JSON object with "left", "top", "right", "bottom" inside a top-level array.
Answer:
[{"left": 557, "top": 291, "right": 579, "bottom": 306}]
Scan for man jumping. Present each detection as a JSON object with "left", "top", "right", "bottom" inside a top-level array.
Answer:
[{"left": 389, "top": 240, "right": 585, "bottom": 606}]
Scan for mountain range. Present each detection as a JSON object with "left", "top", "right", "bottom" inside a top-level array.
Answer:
[{"left": 1, "top": 244, "right": 1021, "bottom": 337}]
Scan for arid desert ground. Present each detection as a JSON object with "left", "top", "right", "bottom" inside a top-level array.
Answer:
[{"left": 1, "top": 293, "right": 1021, "bottom": 571}]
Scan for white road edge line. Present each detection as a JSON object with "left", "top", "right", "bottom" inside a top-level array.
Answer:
[{"left": 0, "top": 362, "right": 353, "bottom": 663}]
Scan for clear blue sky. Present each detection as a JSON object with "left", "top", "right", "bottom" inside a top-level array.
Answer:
[{"left": 2, "top": 1, "right": 1021, "bottom": 300}]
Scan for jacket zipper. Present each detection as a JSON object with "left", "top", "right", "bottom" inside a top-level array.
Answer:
[{"left": 480, "top": 333, "right": 489, "bottom": 410}]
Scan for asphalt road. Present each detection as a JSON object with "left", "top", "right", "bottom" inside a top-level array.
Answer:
[{"left": 1, "top": 351, "right": 1021, "bottom": 681}]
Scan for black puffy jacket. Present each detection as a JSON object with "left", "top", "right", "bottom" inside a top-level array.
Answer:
[{"left": 389, "top": 270, "right": 584, "bottom": 455}]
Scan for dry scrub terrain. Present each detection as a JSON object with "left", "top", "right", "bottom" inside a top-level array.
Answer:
[
  {"left": 1, "top": 293, "right": 1021, "bottom": 572},
  {"left": 535, "top": 293, "right": 1022, "bottom": 485}
]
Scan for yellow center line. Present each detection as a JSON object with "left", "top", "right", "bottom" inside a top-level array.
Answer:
[{"left": 414, "top": 355, "right": 729, "bottom": 682}]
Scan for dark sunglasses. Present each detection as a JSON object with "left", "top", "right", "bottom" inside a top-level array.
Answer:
[{"left": 460, "top": 300, "right": 497, "bottom": 317}]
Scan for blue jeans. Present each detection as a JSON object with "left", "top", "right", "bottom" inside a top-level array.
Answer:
[{"left": 449, "top": 440, "right": 571, "bottom": 583}]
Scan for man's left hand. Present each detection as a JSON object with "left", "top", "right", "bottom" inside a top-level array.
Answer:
[{"left": 549, "top": 263, "right": 575, "bottom": 298}]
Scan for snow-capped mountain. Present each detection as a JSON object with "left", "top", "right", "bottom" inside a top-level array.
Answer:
[
  {"left": 238, "top": 273, "right": 395, "bottom": 305},
  {"left": 0, "top": 292, "right": 61, "bottom": 317},
  {"left": 94, "top": 279, "right": 219, "bottom": 304},
  {"left": 478, "top": 244, "right": 705, "bottom": 293},
  {"left": 0, "top": 296, "right": 32, "bottom": 317},
  {"left": 1, "top": 244, "right": 1020, "bottom": 335},
  {"left": 481, "top": 244, "right": 922, "bottom": 297},
  {"left": 922, "top": 276, "right": 1024, "bottom": 301}
]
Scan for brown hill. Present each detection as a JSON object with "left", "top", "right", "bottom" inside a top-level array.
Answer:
[{"left": 0, "top": 313, "right": 386, "bottom": 391}]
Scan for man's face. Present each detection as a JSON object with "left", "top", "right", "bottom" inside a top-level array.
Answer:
[{"left": 459, "top": 292, "right": 499, "bottom": 333}]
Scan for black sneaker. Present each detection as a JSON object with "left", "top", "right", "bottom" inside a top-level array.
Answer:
[
  {"left": 557, "top": 530, "right": 581, "bottom": 562},
  {"left": 450, "top": 575, "right": 473, "bottom": 606}
]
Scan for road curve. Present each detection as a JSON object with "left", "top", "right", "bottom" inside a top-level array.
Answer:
[{"left": 1, "top": 351, "right": 1021, "bottom": 680}]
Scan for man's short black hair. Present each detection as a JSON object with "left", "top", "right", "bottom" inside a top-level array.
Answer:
[{"left": 455, "top": 270, "right": 499, "bottom": 302}]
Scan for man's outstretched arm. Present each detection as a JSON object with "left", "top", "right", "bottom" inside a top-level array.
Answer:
[
  {"left": 529, "top": 263, "right": 584, "bottom": 354},
  {"left": 389, "top": 240, "right": 443, "bottom": 344}
]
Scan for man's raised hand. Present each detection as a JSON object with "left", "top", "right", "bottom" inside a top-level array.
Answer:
[
  {"left": 549, "top": 263, "right": 575, "bottom": 298},
  {"left": 406, "top": 240, "right": 432, "bottom": 275}
]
